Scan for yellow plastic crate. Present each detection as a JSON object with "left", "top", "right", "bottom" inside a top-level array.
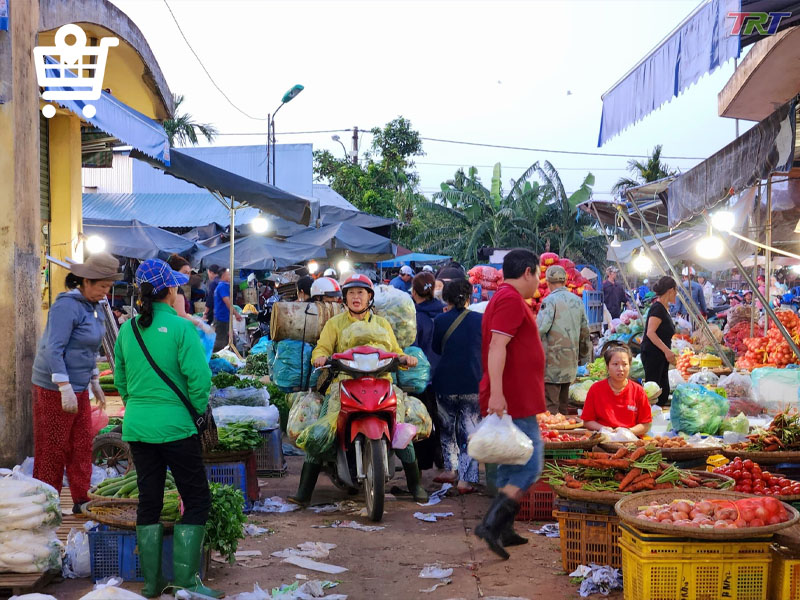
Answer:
[
  {"left": 554, "top": 510, "right": 621, "bottom": 571},
  {"left": 707, "top": 454, "right": 729, "bottom": 472},
  {"left": 771, "top": 545, "right": 800, "bottom": 600},
  {"left": 620, "top": 525, "right": 772, "bottom": 600}
]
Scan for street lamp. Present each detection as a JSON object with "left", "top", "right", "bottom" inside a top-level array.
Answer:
[
  {"left": 251, "top": 212, "right": 270, "bottom": 234},
  {"left": 331, "top": 135, "right": 348, "bottom": 159},
  {"left": 267, "top": 84, "right": 304, "bottom": 185}
]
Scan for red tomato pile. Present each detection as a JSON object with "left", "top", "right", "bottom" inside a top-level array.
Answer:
[
  {"left": 636, "top": 496, "right": 790, "bottom": 529},
  {"left": 541, "top": 429, "right": 589, "bottom": 443},
  {"left": 712, "top": 457, "right": 800, "bottom": 497}
]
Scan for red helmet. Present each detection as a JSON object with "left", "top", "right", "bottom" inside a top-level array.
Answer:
[{"left": 342, "top": 273, "right": 374, "bottom": 296}]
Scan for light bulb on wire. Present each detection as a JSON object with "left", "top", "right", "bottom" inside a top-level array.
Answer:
[
  {"left": 307, "top": 260, "right": 319, "bottom": 274},
  {"left": 632, "top": 249, "right": 652, "bottom": 273},
  {"left": 251, "top": 212, "right": 270, "bottom": 234},
  {"left": 711, "top": 210, "right": 735, "bottom": 233},
  {"left": 85, "top": 235, "right": 106, "bottom": 254},
  {"left": 696, "top": 235, "right": 723, "bottom": 259}
]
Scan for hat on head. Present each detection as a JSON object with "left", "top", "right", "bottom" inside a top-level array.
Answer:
[
  {"left": 546, "top": 265, "right": 567, "bottom": 283},
  {"left": 422, "top": 265, "right": 434, "bottom": 273},
  {"left": 437, "top": 266, "right": 466, "bottom": 281},
  {"left": 68, "top": 252, "right": 123, "bottom": 280},
  {"left": 400, "top": 265, "right": 414, "bottom": 276},
  {"left": 136, "top": 259, "right": 189, "bottom": 293}
]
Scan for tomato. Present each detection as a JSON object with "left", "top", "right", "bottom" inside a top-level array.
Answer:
[
  {"left": 753, "top": 466, "right": 762, "bottom": 478},
  {"left": 769, "top": 515, "right": 784, "bottom": 525},
  {"left": 753, "top": 480, "right": 765, "bottom": 491},
  {"left": 742, "top": 484, "right": 753, "bottom": 494},
  {"left": 733, "top": 470, "right": 743, "bottom": 480},
  {"left": 755, "top": 506, "right": 769, "bottom": 521},
  {"left": 763, "top": 471, "right": 772, "bottom": 480},
  {"left": 770, "top": 477, "right": 780, "bottom": 487},
  {"left": 742, "top": 472, "right": 752, "bottom": 481},
  {"left": 743, "top": 459, "right": 754, "bottom": 470},
  {"left": 779, "top": 478, "right": 791, "bottom": 488}
]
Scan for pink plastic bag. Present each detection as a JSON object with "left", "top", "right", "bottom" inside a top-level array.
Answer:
[
  {"left": 90, "top": 405, "right": 109, "bottom": 437},
  {"left": 392, "top": 422, "right": 417, "bottom": 449}
]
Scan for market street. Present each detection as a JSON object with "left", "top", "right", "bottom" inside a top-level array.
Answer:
[{"left": 42, "top": 456, "right": 613, "bottom": 600}]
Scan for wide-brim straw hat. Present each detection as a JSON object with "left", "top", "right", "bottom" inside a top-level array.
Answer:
[{"left": 68, "top": 252, "right": 124, "bottom": 280}]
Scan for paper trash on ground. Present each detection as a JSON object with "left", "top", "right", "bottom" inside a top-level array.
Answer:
[
  {"left": 281, "top": 555, "right": 348, "bottom": 574},
  {"left": 530, "top": 523, "right": 559, "bottom": 538},
  {"left": 244, "top": 524, "right": 272, "bottom": 536},
  {"left": 312, "top": 520, "right": 384, "bottom": 532},
  {"left": 420, "top": 578, "right": 452, "bottom": 593},
  {"left": 413, "top": 512, "right": 454, "bottom": 523},
  {"left": 272, "top": 542, "right": 337, "bottom": 560},
  {"left": 251, "top": 496, "right": 301, "bottom": 513},
  {"left": 416, "top": 483, "right": 451, "bottom": 506},
  {"left": 419, "top": 565, "right": 454, "bottom": 579}
]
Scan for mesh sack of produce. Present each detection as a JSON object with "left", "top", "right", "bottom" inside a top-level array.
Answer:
[
  {"left": 687, "top": 368, "right": 720, "bottom": 386},
  {"left": 726, "top": 397, "right": 764, "bottom": 416},
  {"left": 209, "top": 386, "right": 270, "bottom": 408},
  {"left": 287, "top": 391, "right": 323, "bottom": 443},
  {"left": 395, "top": 346, "right": 430, "bottom": 394},
  {"left": 403, "top": 395, "right": 432, "bottom": 441},
  {"left": 372, "top": 284, "right": 417, "bottom": 347},
  {"left": 719, "top": 371, "right": 755, "bottom": 400},
  {"left": 724, "top": 304, "right": 753, "bottom": 331},
  {"left": 339, "top": 319, "right": 394, "bottom": 351},
  {"left": 670, "top": 384, "right": 729, "bottom": 435},
  {"left": 692, "top": 324, "right": 724, "bottom": 348},
  {"left": 568, "top": 379, "right": 593, "bottom": 405},
  {"left": 249, "top": 336, "right": 272, "bottom": 356},
  {"left": 296, "top": 412, "right": 337, "bottom": 456},
  {"left": 751, "top": 367, "right": 800, "bottom": 415},
  {"left": 0, "top": 530, "right": 62, "bottom": 573},
  {"left": 272, "top": 339, "right": 318, "bottom": 389}
]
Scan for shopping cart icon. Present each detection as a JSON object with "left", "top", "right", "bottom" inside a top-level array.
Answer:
[{"left": 33, "top": 24, "right": 119, "bottom": 119}]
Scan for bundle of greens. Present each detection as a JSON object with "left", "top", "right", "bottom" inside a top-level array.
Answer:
[
  {"left": 205, "top": 483, "right": 247, "bottom": 563},
  {"left": 212, "top": 373, "right": 266, "bottom": 390},
  {"left": 215, "top": 421, "right": 264, "bottom": 452},
  {"left": 243, "top": 353, "right": 270, "bottom": 377},
  {"left": 267, "top": 383, "right": 289, "bottom": 433}
]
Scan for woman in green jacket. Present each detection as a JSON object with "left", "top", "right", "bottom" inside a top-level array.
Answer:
[{"left": 114, "top": 259, "right": 219, "bottom": 599}]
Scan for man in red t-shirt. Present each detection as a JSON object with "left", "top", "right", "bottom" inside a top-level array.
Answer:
[{"left": 475, "top": 249, "right": 545, "bottom": 560}]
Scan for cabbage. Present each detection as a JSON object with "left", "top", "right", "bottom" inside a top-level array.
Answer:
[
  {"left": 720, "top": 412, "right": 750, "bottom": 435},
  {"left": 616, "top": 323, "right": 631, "bottom": 335},
  {"left": 372, "top": 284, "right": 417, "bottom": 347},
  {"left": 569, "top": 380, "right": 593, "bottom": 405},
  {"left": 670, "top": 384, "right": 729, "bottom": 435},
  {"left": 643, "top": 381, "right": 661, "bottom": 399},
  {"left": 630, "top": 355, "right": 645, "bottom": 380}
]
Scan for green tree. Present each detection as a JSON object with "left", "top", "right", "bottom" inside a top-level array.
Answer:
[
  {"left": 611, "top": 144, "right": 675, "bottom": 196},
  {"left": 163, "top": 94, "right": 218, "bottom": 147}
]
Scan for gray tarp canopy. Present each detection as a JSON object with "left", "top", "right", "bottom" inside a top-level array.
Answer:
[
  {"left": 130, "top": 148, "right": 312, "bottom": 225},
  {"left": 83, "top": 218, "right": 201, "bottom": 260},
  {"left": 578, "top": 178, "right": 673, "bottom": 231},
  {"left": 286, "top": 222, "right": 394, "bottom": 261},
  {"left": 191, "top": 235, "right": 326, "bottom": 271}
]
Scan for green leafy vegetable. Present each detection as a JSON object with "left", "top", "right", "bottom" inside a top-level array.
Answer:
[
  {"left": 243, "top": 353, "right": 271, "bottom": 377},
  {"left": 205, "top": 483, "right": 247, "bottom": 563},
  {"left": 211, "top": 373, "right": 266, "bottom": 390},
  {"left": 216, "top": 421, "right": 264, "bottom": 451},
  {"left": 267, "top": 383, "right": 289, "bottom": 433}
]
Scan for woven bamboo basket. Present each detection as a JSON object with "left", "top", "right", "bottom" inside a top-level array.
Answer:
[
  {"left": 721, "top": 448, "right": 800, "bottom": 465},
  {"left": 543, "top": 432, "right": 604, "bottom": 451},
  {"left": 600, "top": 442, "right": 722, "bottom": 462}
]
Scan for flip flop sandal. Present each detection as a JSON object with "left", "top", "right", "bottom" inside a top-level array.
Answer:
[{"left": 433, "top": 474, "right": 457, "bottom": 484}]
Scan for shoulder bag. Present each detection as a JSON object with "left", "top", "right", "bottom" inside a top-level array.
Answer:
[
  {"left": 441, "top": 308, "right": 470, "bottom": 350},
  {"left": 131, "top": 317, "right": 218, "bottom": 452}
]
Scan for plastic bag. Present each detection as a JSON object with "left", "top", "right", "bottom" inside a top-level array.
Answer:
[
  {"left": 403, "top": 395, "right": 432, "bottom": 441},
  {"left": 372, "top": 284, "right": 417, "bottom": 347},
  {"left": 249, "top": 336, "right": 272, "bottom": 356},
  {"left": 630, "top": 355, "right": 645, "bottom": 380},
  {"left": 0, "top": 529, "right": 61, "bottom": 573},
  {"left": 215, "top": 349, "right": 245, "bottom": 369},
  {"left": 78, "top": 578, "right": 148, "bottom": 600},
  {"left": 720, "top": 412, "right": 750, "bottom": 435},
  {"left": 62, "top": 527, "right": 90, "bottom": 578},
  {"left": 751, "top": 367, "right": 800, "bottom": 415},
  {"left": 9, "top": 594, "right": 57, "bottom": 600},
  {"left": 395, "top": 346, "right": 431, "bottom": 394},
  {"left": 340, "top": 320, "right": 395, "bottom": 352},
  {"left": 688, "top": 368, "right": 720, "bottom": 386},
  {"left": 674, "top": 316, "right": 691, "bottom": 335},
  {"left": 668, "top": 369, "right": 686, "bottom": 390},
  {"left": 392, "top": 422, "right": 417, "bottom": 449},
  {"left": 209, "top": 357, "right": 237, "bottom": 375},
  {"left": 197, "top": 326, "right": 215, "bottom": 363},
  {"left": 90, "top": 406, "right": 109, "bottom": 437},
  {"left": 296, "top": 412, "right": 337, "bottom": 456},
  {"left": 719, "top": 371, "right": 755, "bottom": 400},
  {"left": 568, "top": 380, "right": 593, "bottom": 405},
  {"left": 272, "top": 340, "right": 318, "bottom": 390},
  {"left": 671, "top": 338, "right": 694, "bottom": 355},
  {"left": 670, "top": 384, "right": 729, "bottom": 435},
  {"left": 209, "top": 386, "right": 270, "bottom": 408},
  {"left": 287, "top": 391, "right": 323, "bottom": 443},
  {"left": 467, "top": 413, "right": 534, "bottom": 465},
  {"left": 212, "top": 405, "right": 279, "bottom": 430},
  {"left": 598, "top": 426, "right": 639, "bottom": 442}
]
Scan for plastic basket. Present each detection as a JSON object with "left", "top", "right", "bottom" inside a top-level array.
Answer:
[
  {"left": 554, "top": 509, "right": 621, "bottom": 571},
  {"left": 544, "top": 448, "right": 583, "bottom": 461},
  {"left": 771, "top": 545, "right": 800, "bottom": 600},
  {"left": 254, "top": 428, "right": 287, "bottom": 476},
  {"left": 553, "top": 497, "right": 615, "bottom": 515},
  {"left": 620, "top": 524, "right": 771, "bottom": 600},
  {"left": 517, "top": 480, "right": 555, "bottom": 521},
  {"left": 88, "top": 525, "right": 206, "bottom": 582},
  {"left": 205, "top": 461, "right": 252, "bottom": 512}
]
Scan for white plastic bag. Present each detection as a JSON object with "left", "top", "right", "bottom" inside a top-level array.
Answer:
[
  {"left": 78, "top": 578, "right": 147, "bottom": 600},
  {"left": 467, "top": 414, "right": 533, "bottom": 465},
  {"left": 751, "top": 367, "right": 800, "bottom": 415},
  {"left": 598, "top": 426, "right": 639, "bottom": 442},
  {"left": 9, "top": 594, "right": 58, "bottom": 600},
  {"left": 211, "top": 405, "right": 279, "bottom": 429},
  {"left": 668, "top": 369, "right": 686, "bottom": 391},
  {"left": 372, "top": 284, "right": 417, "bottom": 347},
  {"left": 688, "top": 368, "right": 720, "bottom": 386},
  {"left": 62, "top": 527, "right": 90, "bottom": 578}
]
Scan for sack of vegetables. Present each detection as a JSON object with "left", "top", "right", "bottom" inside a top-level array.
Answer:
[
  {"left": 670, "top": 384, "right": 729, "bottom": 435},
  {"left": 287, "top": 391, "right": 323, "bottom": 443},
  {"left": 394, "top": 346, "right": 430, "bottom": 394}
]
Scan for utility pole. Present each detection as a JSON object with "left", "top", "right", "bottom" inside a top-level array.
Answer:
[
  {"left": 351, "top": 126, "right": 359, "bottom": 165},
  {"left": 266, "top": 114, "right": 272, "bottom": 184}
]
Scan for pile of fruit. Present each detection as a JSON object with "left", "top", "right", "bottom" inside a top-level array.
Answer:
[
  {"left": 712, "top": 457, "right": 800, "bottom": 496},
  {"left": 543, "top": 447, "right": 733, "bottom": 493},
  {"left": 676, "top": 351, "right": 695, "bottom": 381},
  {"left": 537, "top": 412, "right": 581, "bottom": 429},
  {"left": 635, "top": 496, "right": 791, "bottom": 529},
  {"left": 542, "top": 429, "right": 593, "bottom": 443},
  {"left": 766, "top": 311, "right": 800, "bottom": 367},
  {"left": 726, "top": 410, "right": 800, "bottom": 452},
  {"left": 625, "top": 436, "right": 689, "bottom": 449}
]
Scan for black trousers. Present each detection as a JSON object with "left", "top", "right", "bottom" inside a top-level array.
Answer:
[
  {"left": 129, "top": 435, "right": 211, "bottom": 526},
  {"left": 641, "top": 349, "right": 670, "bottom": 408},
  {"left": 413, "top": 386, "right": 443, "bottom": 470}
]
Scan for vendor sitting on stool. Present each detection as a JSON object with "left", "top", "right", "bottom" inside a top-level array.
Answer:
[{"left": 581, "top": 343, "right": 651, "bottom": 438}]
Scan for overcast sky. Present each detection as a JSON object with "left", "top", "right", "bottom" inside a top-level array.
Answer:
[{"left": 110, "top": 0, "right": 749, "bottom": 201}]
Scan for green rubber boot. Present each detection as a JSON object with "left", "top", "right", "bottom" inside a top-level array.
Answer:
[
  {"left": 136, "top": 524, "right": 168, "bottom": 598},
  {"left": 288, "top": 461, "right": 322, "bottom": 506},
  {"left": 172, "top": 524, "right": 222, "bottom": 599},
  {"left": 402, "top": 461, "right": 429, "bottom": 503}
]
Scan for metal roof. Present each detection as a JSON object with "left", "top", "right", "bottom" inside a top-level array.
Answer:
[{"left": 311, "top": 184, "right": 358, "bottom": 212}]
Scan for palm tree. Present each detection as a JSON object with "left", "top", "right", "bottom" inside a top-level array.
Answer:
[
  {"left": 163, "top": 94, "right": 218, "bottom": 147},
  {"left": 611, "top": 144, "right": 676, "bottom": 196}
]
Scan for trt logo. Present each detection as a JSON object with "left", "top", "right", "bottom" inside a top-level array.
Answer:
[{"left": 728, "top": 12, "right": 791, "bottom": 35}]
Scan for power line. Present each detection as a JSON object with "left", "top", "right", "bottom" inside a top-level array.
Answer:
[
  {"left": 415, "top": 161, "right": 631, "bottom": 171},
  {"left": 418, "top": 136, "right": 705, "bottom": 160},
  {"left": 216, "top": 129, "right": 353, "bottom": 136},
  {"left": 163, "top": 0, "right": 269, "bottom": 121}
]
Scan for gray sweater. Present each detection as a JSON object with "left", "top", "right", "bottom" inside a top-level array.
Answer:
[{"left": 32, "top": 290, "right": 106, "bottom": 392}]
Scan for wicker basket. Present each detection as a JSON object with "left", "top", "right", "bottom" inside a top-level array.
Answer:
[
  {"left": 543, "top": 432, "right": 604, "bottom": 451},
  {"left": 600, "top": 442, "right": 722, "bottom": 462},
  {"left": 614, "top": 489, "right": 800, "bottom": 539},
  {"left": 83, "top": 499, "right": 176, "bottom": 531},
  {"left": 721, "top": 448, "right": 800, "bottom": 465},
  {"left": 547, "top": 420, "right": 584, "bottom": 430}
]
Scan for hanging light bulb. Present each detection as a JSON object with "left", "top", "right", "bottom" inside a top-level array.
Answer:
[
  {"left": 632, "top": 249, "right": 652, "bottom": 273},
  {"left": 711, "top": 210, "right": 735, "bottom": 233},
  {"left": 85, "top": 235, "right": 106, "bottom": 254},
  {"left": 251, "top": 212, "right": 270, "bottom": 234},
  {"left": 696, "top": 234, "right": 723, "bottom": 259},
  {"left": 337, "top": 259, "right": 352, "bottom": 274},
  {"left": 307, "top": 260, "right": 319, "bottom": 274},
  {"left": 610, "top": 234, "right": 621, "bottom": 247}
]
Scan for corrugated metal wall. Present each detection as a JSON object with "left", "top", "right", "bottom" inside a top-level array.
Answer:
[{"left": 81, "top": 151, "right": 133, "bottom": 193}]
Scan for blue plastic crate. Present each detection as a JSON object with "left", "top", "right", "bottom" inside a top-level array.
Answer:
[
  {"left": 583, "top": 290, "right": 604, "bottom": 331},
  {"left": 205, "top": 461, "right": 251, "bottom": 512}
]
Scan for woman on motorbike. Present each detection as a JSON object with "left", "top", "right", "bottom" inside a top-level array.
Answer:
[{"left": 289, "top": 274, "right": 428, "bottom": 505}]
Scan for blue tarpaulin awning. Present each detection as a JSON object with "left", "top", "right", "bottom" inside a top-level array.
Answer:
[
  {"left": 43, "top": 57, "right": 170, "bottom": 165},
  {"left": 598, "top": 0, "right": 740, "bottom": 146},
  {"left": 191, "top": 235, "right": 326, "bottom": 271},
  {"left": 83, "top": 218, "right": 201, "bottom": 260},
  {"left": 287, "top": 222, "right": 394, "bottom": 261},
  {"left": 378, "top": 252, "right": 451, "bottom": 267}
]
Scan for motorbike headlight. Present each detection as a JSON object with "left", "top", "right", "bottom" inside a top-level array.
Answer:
[{"left": 340, "top": 353, "right": 392, "bottom": 372}]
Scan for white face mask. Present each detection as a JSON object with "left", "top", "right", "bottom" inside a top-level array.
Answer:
[{"left": 433, "top": 289, "right": 443, "bottom": 300}]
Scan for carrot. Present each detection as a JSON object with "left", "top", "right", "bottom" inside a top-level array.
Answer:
[
  {"left": 584, "top": 452, "right": 611, "bottom": 459},
  {"left": 680, "top": 478, "right": 699, "bottom": 488},
  {"left": 613, "top": 472, "right": 625, "bottom": 482},
  {"left": 629, "top": 447, "right": 647, "bottom": 462},
  {"left": 702, "top": 482, "right": 719, "bottom": 488},
  {"left": 630, "top": 473, "right": 652, "bottom": 485},
  {"left": 577, "top": 458, "right": 632, "bottom": 469},
  {"left": 612, "top": 447, "right": 628, "bottom": 459},
  {"left": 765, "top": 444, "right": 780, "bottom": 452},
  {"left": 618, "top": 468, "right": 642, "bottom": 491},
  {"left": 625, "top": 478, "right": 656, "bottom": 492},
  {"left": 654, "top": 483, "right": 674, "bottom": 490},
  {"left": 687, "top": 474, "right": 702, "bottom": 482}
]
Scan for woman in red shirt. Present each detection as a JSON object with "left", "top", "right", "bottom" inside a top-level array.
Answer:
[{"left": 582, "top": 343, "right": 651, "bottom": 437}]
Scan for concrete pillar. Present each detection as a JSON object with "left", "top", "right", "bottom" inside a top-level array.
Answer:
[
  {"left": 48, "top": 113, "right": 83, "bottom": 297},
  {"left": 0, "top": 0, "right": 43, "bottom": 467}
]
